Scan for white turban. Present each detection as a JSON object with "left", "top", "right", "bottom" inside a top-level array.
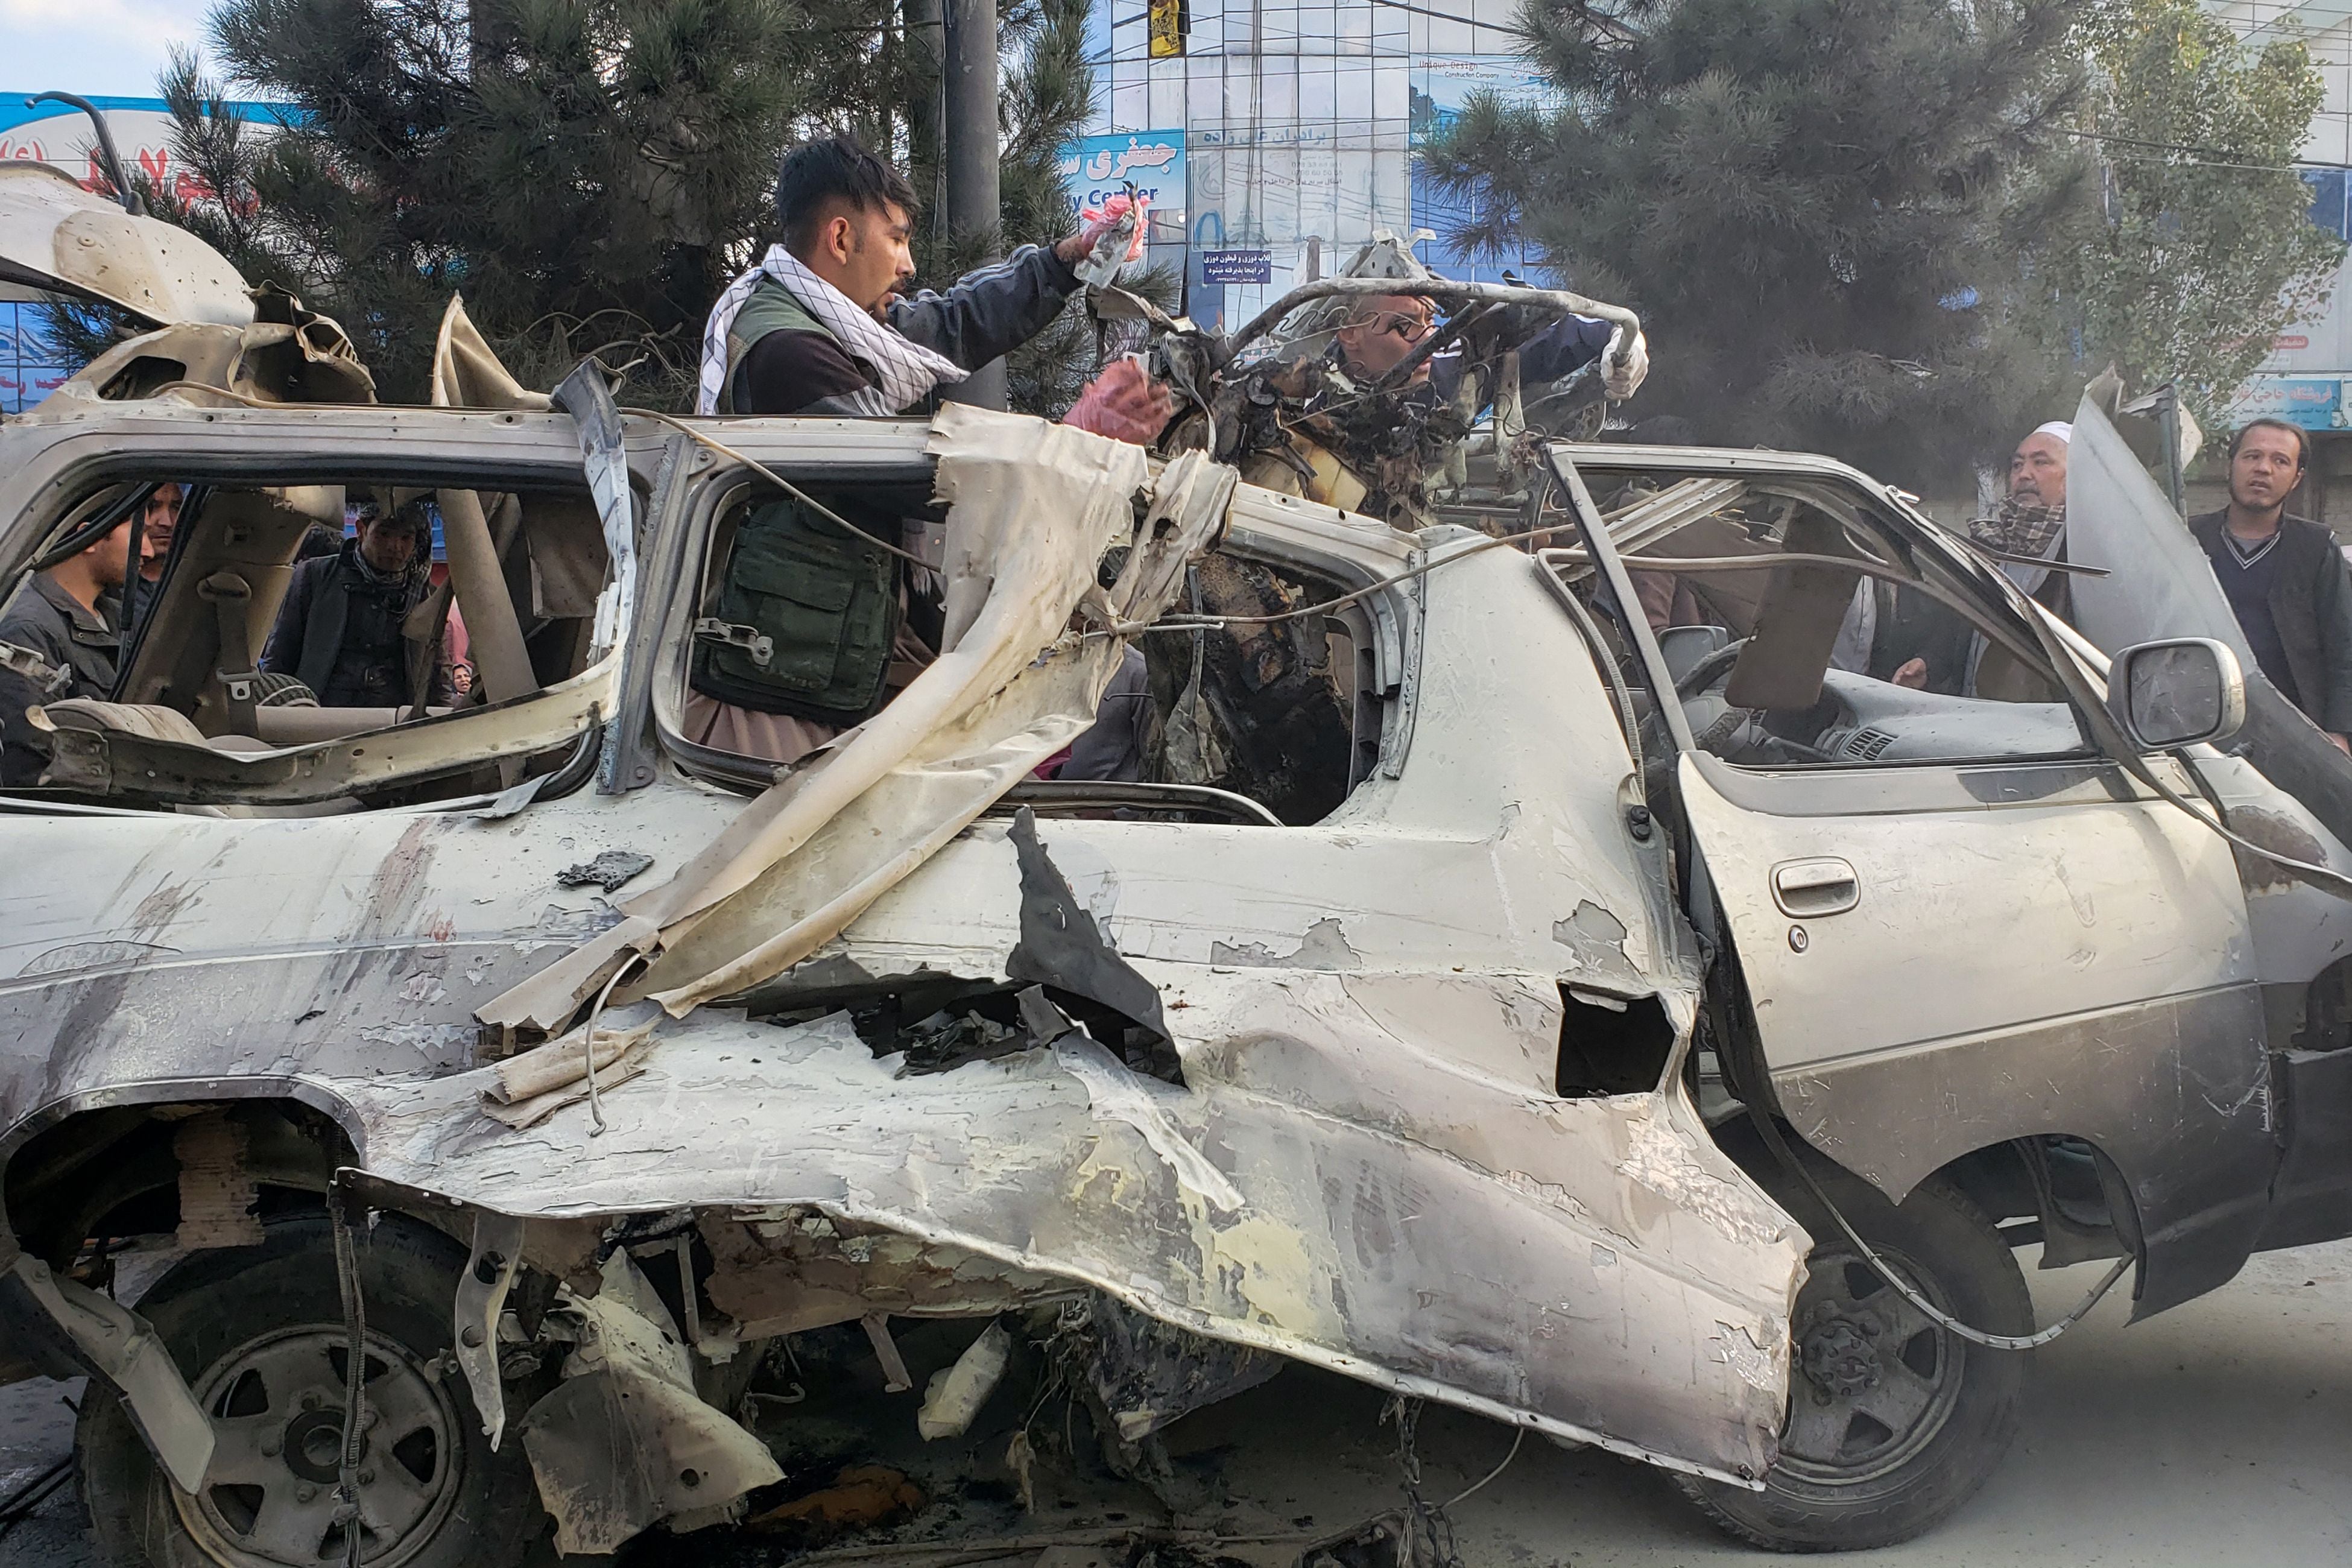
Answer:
[{"left": 2029, "top": 421, "right": 2073, "bottom": 444}]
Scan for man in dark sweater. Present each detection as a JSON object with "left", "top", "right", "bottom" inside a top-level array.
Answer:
[
  {"left": 0, "top": 511, "right": 130, "bottom": 786},
  {"left": 2190, "top": 418, "right": 2352, "bottom": 752}
]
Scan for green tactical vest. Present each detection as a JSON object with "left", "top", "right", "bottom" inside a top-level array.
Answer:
[{"left": 692, "top": 280, "right": 900, "bottom": 724}]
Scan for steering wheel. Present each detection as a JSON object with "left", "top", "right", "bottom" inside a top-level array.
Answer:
[
  {"left": 1669, "top": 636, "right": 1841, "bottom": 763},
  {"left": 1672, "top": 636, "right": 1750, "bottom": 698}
]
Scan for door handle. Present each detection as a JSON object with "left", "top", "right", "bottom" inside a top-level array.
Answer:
[{"left": 1771, "top": 857, "right": 1859, "bottom": 917}]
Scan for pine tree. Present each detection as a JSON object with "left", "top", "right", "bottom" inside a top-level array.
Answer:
[
  {"left": 188, "top": 0, "right": 902, "bottom": 404},
  {"left": 2031, "top": 0, "right": 2343, "bottom": 433},
  {"left": 1423, "top": 0, "right": 2082, "bottom": 487}
]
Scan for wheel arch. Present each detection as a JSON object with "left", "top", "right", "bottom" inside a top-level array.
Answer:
[{"left": 1, "top": 1080, "right": 363, "bottom": 1269}]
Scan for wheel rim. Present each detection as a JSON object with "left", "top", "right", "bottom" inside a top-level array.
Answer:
[
  {"left": 169, "top": 1326, "right": 466, "bottom": 1567},
  {"left": 1776, "top": 1246, "right": 1965, "bottom": 1487}
]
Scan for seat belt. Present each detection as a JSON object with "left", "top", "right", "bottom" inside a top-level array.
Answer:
[{"left": 198, "top": 572, "right": 260, "bottom": 735}]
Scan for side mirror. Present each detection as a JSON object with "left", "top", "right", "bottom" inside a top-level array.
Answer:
[{"left": 2107, "top": 637, "right": 2245, "bottom": 751}]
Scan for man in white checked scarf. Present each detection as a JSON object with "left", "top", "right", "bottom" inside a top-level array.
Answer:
[
  {"left": 685, "top": 133, "right": 1171, "bottom": 768},
  {"left": 699, "top": 133, "right": 1166, "bottom": 434}
]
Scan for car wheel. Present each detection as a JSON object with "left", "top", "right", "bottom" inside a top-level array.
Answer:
[
  {"left": 79, "top": 1212, "right": 544, "bottom": 1568},
  {"left": 1676, "top": 1166, "right": 2031, "bottom": 1552}
]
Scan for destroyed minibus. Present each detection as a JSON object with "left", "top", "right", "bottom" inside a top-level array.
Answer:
[{"left": 4, "top": 160, "right": 2352, "bottom": 1564}]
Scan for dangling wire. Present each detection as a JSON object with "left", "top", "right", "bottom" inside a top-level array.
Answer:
[{"left": 327, "top": 1186, "right": 369, "bottom": 1568}]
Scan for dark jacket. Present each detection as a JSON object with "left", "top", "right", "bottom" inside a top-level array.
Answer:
[
  {"left": 726, "top": 244, "right": 1084, "bottom": 417},
  {"left": 2189, "top": 510, "right": 2352, "bottom": 735},
  {"left": 1063, "top": 646, "right": 1152, "bottom": 783},
  {"left": 259, "top": 543, "right": 451, "bottom": 709},
  {"left": 0, "top": 574, "right": 121, "bottom": 786}
]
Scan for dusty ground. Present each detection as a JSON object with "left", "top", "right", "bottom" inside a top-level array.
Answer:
[{"left": 4, "top": 1241, "right": 2347, "bottom": 1566}]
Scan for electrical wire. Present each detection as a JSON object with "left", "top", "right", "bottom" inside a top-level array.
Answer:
[
  {"left": 578, "top": 953, "right": 646, "bottom": 1137},
  {"left": 619, "top": 407, "right": 933, "bottom": 567},
  {"left": 1104, "top": 507, "right": 1583, "bottom": 634},
  {"left": 1746, "top": 1105, "right": 2133, "bottom": 1351},
  {"left": 1441, "top": 1425, "right": 1524, "bottom": 1508},
  {"left": 2057, "top": 126, "right": 2348, "bottom": 171}
]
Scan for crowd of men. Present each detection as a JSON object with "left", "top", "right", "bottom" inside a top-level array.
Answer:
[
  {"left": 0, "top": 127, "right": 2347, "bottom": 789},
  {"left": 1821, "top": 414, "right": 2352, "bottom": 747}
]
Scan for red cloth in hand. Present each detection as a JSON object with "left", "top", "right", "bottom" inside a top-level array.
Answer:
[
  {"left": 1063, "top": 358, "right": 1175, "bottom": 447},
  {"left": 1075, "top": 194, "right": 1149, "bottom": 265}
]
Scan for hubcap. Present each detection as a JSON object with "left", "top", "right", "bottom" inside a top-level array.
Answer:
[
  {"left": 170, "top": 1326, "right": 464, "bottom": 1567},
  {"left": 1778, "top": 1250, "right": 1964, "bottom": 1485}
]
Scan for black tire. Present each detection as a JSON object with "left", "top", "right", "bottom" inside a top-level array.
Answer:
[
  {"left": 1676, "top": 1163, "right": 2032, "bottom": 1552},
  {"left": 79, "top": 1212, "right": 544, "bottom": 1568}
]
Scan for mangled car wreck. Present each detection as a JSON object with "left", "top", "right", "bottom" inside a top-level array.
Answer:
[{"left": 7, "top": 160, "right": 2352, "bottom": 1566}]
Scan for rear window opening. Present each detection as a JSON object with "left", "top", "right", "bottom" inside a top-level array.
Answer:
[
  {"left": 671, "top": 475, "right": 1381, "bottom": 829},
  {"left": 4, "top": 470, "right": 618, "bottom": 812}
]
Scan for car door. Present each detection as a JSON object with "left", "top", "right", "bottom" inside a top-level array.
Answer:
[{"left": 1551, "top": 445, "right": 2278, "bottom": 1317}]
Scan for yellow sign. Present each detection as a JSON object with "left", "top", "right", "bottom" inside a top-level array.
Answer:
[{"left": 1148, "top": 0, "right": 1185, "bottom": 57}]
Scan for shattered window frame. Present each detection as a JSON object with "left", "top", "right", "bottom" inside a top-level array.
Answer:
[
  {"left": 0, "top": 421, "right": 642, "bottom": 811},
  {"left": 647, "top": 451, "right": 1426, "bottom": 824},
  {"left": 1546, "top": 453, "right": 2106, "bottom": 776}
]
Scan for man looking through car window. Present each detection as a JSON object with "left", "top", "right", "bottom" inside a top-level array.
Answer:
[
  {"left": 1880, "top": 422, "right": 2072, "bottom": 703},
  {"left": 124, "top": 481, "right": 185, "bottom": 633},
  {"left": 259, "top": 500, "right": 455, "bottom": 710},
  {"left": 0, "top": 511, "right": 130, "bottom": 786}
]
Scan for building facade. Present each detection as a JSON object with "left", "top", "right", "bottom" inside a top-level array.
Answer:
[{"left": 1076, "top": 0, "right": 1551, "bottom": 332}]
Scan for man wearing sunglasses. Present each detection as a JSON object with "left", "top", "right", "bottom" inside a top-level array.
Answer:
[{"left": 1330, "top": 291, "right": 1649, "bottom": 402}]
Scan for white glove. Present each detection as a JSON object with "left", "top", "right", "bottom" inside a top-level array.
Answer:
[{"left": 1603, "top": 325, "right": 1649, "bottom": 400}]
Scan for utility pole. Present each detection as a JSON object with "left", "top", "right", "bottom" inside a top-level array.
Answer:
[
  {"left": 905, "top": 0, "right": 945, "bottom": 194},
  {"left": 941, "top": 0, "right": 1005, "bottom": 409}
]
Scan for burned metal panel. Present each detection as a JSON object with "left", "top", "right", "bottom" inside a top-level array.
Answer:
[
  {"left": 519, "top": 1251, "right": 782, "bottom": 1553},
  {"left": 2190, "top": 752, "right": 2352, "bottom": 985},
  {"left": 0, "top": 785, "right": 743, "bottom": 1181},
  {"left": 1774, "top": 985, "right": 2275, "bottom": 1317},
  {"left": 326, "top": 1005, "right": 1803, "bottom": 1485},
  {"left": 0, "top": 162, "right": 253, "bottom": 328}
]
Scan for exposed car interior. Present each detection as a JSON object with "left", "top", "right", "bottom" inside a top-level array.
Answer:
[
  {"left": 1546, "top": 467, "right": 2094, "bottom": 769},
  {"left": 7, "top": 472, "right": 615, "bottom": 810},
  {"left": 667, "top": 476, "right": 1385, "bottom": 827}
]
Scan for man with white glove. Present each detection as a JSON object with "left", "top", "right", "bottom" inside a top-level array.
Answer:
[
  {"left": 1329, "top": 292, "right": 1649, "bottom": 404},
  {"left": 1601, "top": 323, "right": 1648, "bottom": 401}
]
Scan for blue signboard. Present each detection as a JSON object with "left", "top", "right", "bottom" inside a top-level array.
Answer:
[
  {"left": 1058, "top": 131, "right": 1186, "bottom": 220},
  {"left": 2235, "top": 375, "right": 2345, "bottom": 431},
  {"left": 1200, "top": 248, "right": 1272, "bottom": 286}
]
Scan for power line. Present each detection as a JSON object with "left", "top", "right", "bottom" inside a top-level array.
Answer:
[{"left": 2061, "top": 125, "right": 2351, "bottom": 174}]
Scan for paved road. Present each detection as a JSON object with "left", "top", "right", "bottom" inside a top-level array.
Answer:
[{"left": 6, "top": 1241, "right": 2347, "bottom": 1565}]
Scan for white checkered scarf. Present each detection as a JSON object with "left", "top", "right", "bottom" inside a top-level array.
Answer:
[{"left": 697, "top": 245, "right": 966, "bottom": 417}]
